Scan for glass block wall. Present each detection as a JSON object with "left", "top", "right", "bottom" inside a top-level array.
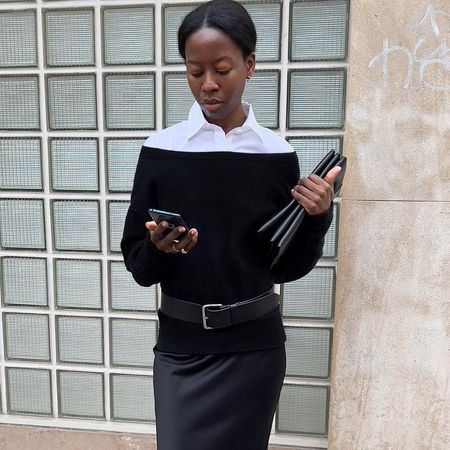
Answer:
[{"left": 0, "top": 0, "right": 348, "bottom": 446}]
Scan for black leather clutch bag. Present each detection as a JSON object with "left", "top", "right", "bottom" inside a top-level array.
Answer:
[{"left": 258, "top": 150, "right": 347, "bottom": 267}]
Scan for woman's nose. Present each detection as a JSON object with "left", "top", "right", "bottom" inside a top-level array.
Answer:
[{"left": 201, "top": 73, "right": 219, "bottom": 92}]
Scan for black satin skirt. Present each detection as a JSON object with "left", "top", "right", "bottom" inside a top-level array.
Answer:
[{"left": 153, "top": 345, "right": 286, "bottom": 450}]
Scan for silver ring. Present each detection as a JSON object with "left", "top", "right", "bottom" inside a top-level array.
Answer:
[
  {"left": 181, "top": 248, "right": 188, "bottom": 254},
  {"left": 172, "top": 243, "right": 180, "bottom": 253}
]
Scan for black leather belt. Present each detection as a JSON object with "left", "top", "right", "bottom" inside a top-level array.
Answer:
[{"left": 160, "top": 288, "right": 280, "bottom": 330}]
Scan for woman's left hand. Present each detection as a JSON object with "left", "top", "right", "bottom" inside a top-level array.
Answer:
[{"left": 291, "top": 166, "right": 342, "bottom": 215}]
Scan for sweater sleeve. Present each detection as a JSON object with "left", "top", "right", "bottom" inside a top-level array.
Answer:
[
  {"left": 120, "top": 151, "right": 175, "bottom": 287},
  {"left": 271, "top": 205, "right": 333, "bottom": 284},
  {"left": 268, "top": 150, "right": 334, "bottom": 283}
]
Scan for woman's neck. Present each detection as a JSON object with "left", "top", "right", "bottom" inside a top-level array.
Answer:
[{"left": 204, "top": 103, "right": 247, "bottom": 135}]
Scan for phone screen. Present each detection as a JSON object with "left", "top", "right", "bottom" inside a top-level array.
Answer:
[{"left": 148, "top": 208, "right": 188, "bottom": 238}]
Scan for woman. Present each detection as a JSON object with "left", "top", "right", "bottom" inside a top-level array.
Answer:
[{"left": 121, "top": 1, "right": 340, "bottom": 449}]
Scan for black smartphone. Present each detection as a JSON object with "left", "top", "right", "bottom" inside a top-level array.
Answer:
[{"left": 148, "top": 208, "right": 189, "bottom": 238}]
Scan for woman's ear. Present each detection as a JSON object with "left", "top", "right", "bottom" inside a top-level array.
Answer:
[{"left": 245, "top": 52, "right": 256, "bottom": 79}]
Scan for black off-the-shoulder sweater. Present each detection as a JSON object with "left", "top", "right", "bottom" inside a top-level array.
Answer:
[{"left": 121, "top": 147, "right": 333, "bottom": 354}]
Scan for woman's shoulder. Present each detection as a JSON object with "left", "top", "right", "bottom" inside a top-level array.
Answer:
[
  {"left": 253, "top": 125, "right": 294, "bottom": 154},
  {"left": 143, "top": 121, "right": 189, "bottom": 150}
]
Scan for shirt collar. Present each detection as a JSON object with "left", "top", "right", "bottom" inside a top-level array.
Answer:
[{"left": 186, "top": 101, "right": 265, "bottom": 143}]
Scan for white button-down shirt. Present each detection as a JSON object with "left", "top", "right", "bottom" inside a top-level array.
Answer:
[{"left": 144, "top": 102, "right": 293, "bottom": 154}]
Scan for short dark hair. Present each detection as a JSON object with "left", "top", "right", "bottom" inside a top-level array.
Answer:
[{"left": 178, "top": 0, "right": 257, "bottom": 60}]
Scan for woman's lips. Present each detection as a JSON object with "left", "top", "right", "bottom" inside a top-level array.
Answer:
[{"left": 202, "top": 100, "right": 222, "bottom": 114}]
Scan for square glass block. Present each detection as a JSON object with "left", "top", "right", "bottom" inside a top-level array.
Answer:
[
  {"left": 243, "top": 71, "right": 279, "bottom": 129},
  {"left": 244, "top": 1, "right": 281, "bottom": 62},
  {"left": 55, "top": 259, "right": 102, "bottom": 310},
  {"left": 323, "top": 203, "right": 338, "bottom": 258},
  {"left": 52, "top": 200, "right": 100, "bottom": 252},
  {"left": 58, "top": 371, "right": 104, "bottom": 418},
  {"left": 111, "top": 374, "right": 154, "bottom": 422},
  {"left": 0, "top": 10, "right": 37, "bottom": 67},
  {"left": 47, "top": 74, "right": 97, "bottom": 130},
  {"left": 106, "top": 138, "right": 143, "bottom": 192},
  {"left": 110, "top": 319, "right": 156, "bottom": 368},
  {"left": 50, "top": 138, "right": 99, "bottom": 191},
  {"left": 164, "top": 72, "right": 192, "bottom": 128},
  {"left": 282, "top": 267, "right": 335, "bottom": 319},
  {"left": 290, "top": 0, "right": 348, "bottom": 62},
  {"left": 0, "top": 76, "right": 39, "bottom": 130},
  {"left": 0, "top": 138, "right": 42, "bottom": 190},
  {"left": 4, "top": 313, "right": 50, "bottom": 361},
  {"left": 109, "top": 261, "right": 157, "bottom": 312},
  {"left": 0, "top": 199, "right": 45, "bottom": 250},
  {"left": 288, "top": 70, "right": 346, "bottom": 129},
  {"left": 57, "top": 316, "right": 103, "bottom": 364},
  {"left": 162, "top": 4, "right": 196, "bottom": 64},
  {"left": 44, "top": 9, "right": 94, "bottom": 67},
  {"left": 288, "top": 137, "right": 343, "bottom": 179},
  {"left": 1, "top": 257, "right": 48, "bottom": 307},
  {"left": 277, "top": 384, "right": 329, "bottom": 435},
  {"left": 104, "top": 73, "right": 155, "bottom": 130},
  {"left": 103, "top": 6, "right": 154, "bottom": 65},
  {"left": 285, "top": 327, "right": 331, "bottom": 378},
  {"left": 108, "top": 201, "right": 129, "bottom": 253},
  {"left": 7, "top": 368, "right": 52, "bottom": 416}
]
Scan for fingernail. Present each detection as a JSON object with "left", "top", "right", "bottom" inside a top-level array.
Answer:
[
  {"left": 178, "top": 227, "right": 185, "bottom": 233},
  {"left": 161, "top": 221, "right": 167, "bottom": 227}
]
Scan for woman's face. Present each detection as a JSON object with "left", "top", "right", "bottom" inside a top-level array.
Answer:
[{"left": 184, "top": 27, "right": 255, "bottom": 133}]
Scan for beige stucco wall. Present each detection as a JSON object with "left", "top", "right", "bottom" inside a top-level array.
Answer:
[{"left": 329, "top": 1, "right": 449, "bottom": 449}]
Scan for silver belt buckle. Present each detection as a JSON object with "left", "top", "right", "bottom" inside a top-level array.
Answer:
[{"left": 202, "top": 304, "right": 223, "bottom": 330}]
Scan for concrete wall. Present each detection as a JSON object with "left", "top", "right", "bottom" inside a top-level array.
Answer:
[{"left": 329, "top": 1, "right": 449, "bottom": 449}]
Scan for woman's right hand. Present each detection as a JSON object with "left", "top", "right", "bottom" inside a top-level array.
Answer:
[{"left": 145, "top": 221, "right": 198, "bottom": 254}]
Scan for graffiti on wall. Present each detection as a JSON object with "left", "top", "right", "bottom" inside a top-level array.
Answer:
[{"left": 368, "top": 5, "right": 450, "bottom": 91}]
